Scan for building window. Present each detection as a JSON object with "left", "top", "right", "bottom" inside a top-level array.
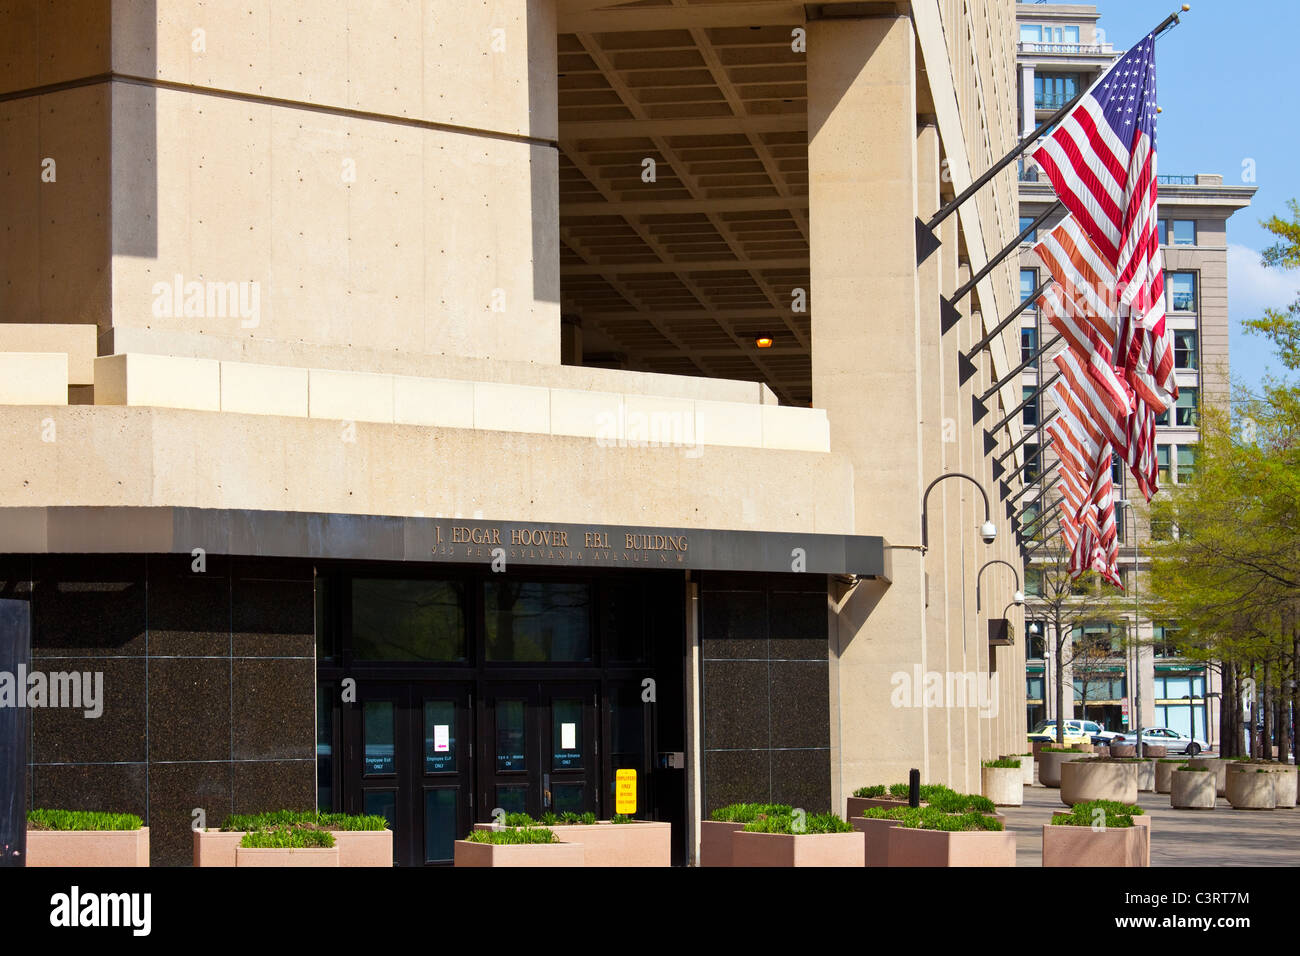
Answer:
[
  {"left": 1021, "top": 268, "right": 1038, "bottom": 304},
  {"left": 1175, "top": 389, "right": 1199, "bottom": 427},
  {"left": 1021, "top": 326, "right": 1038, "bottom": 362},
  {"left": 1028, "top": 625, "right": 1047, "bottom": 659},
  {"left": 1034, "top": 73, "right": 1079, "bottom": 110},
  {"left": 1019, "top": 215, "right": 1038, "bottom": 243},
  {"left": 1025, "top": 568, "right": 1043, "bottom": 597},
  {"left": 1178, "top": 445, "right": 1198, "bottom": 482},
  {"left": 1152, "top": 624, "right": 1181, "bottom": 658},
  {"left": 1157, "top": 220, "right": 1167, "bottom": 245},
  {"left": 1156, "top": 445, "right": 1171, "bottom": 485},
  {"left": 1026, "top": 676, "right": 1045, "bottom": 699},
  {"left": 1172, "top": 219, "right": 1196, "bottom": 245},
  {"left": 1167, "top": 272, "right": 1197, "bottom": 312},
  {"left": 1023, "top": 387, "right": 1039, "bottom": 427},
  {"left": 1174, "top": 330, "right": 1198, "bottom": 369},
  {"left": 1020, "top": 24, "right": 1042, "bottom": 42}
]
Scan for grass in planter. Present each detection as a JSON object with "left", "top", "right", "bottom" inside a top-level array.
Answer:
[
  {"left": 1050, "top": 800, "right": 1136, "bottom": 828},
  {"left": 709, "top": 803, "right": 793, "bottom": 823},
  {"left": 742, "top": 812, "right": 852, "bottom": 834},
  {"left": 464, "top": 827, "right": 558, "bottom": 845},
  {"left": 27, "top": 809, "right": 142, "bottom": 831},
  {"left": 1176, "top": 765, "right": 1209, "bottom": 771},
  {"left": 610, "top": 814, "right": 637, "bottom": 824},
  {"left": 853, "top": 785, "right": 888, "bottom": 798},
  {"left": 240, "top": 826, "right": 335, "bottom": 849},
  {"left": 221, "top": 809, "right": 387, "bottom": 832},
  {"left": 927, "top": 790, "right": 996, "bottom": 814},
  {"left": 982, "top": 758, "right": 1020, "bottom": 769},
  {"left": 857, "top": 806, "right": 1003, "bottom": 832}
]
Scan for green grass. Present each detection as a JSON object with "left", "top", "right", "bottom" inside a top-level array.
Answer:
[
  {"left": 463, "top": 827, "right": 558, "bottom": 845},
  {"left": 1175, "top": 765, "right": 1209, "bottom": 771},
  {"left": 1050, "top": 800, "right": 1137, "bottom": 828},
  {"left": 982, "top": 758, "right": 1020, "bottom": 769},
  {"left": 610, "top": 814, "right": 636, "bottom": 824},
  {"left": 709, "top": 802, "right": 793, "bottom": 823},
  {"left": 741, "top": 812, "right": 851, "bottom": 834},
  {"left": 27, "top": 809, "right": 143, "bottom": 831},
  {"left": 856, "top": 806, "right": 1003, "bottom": 832},
  {"left": 239, "top": 826, "right": 335, "bottom": 849},
  {"left": 852, "top": 785, "right": 887, "bottom": 798},
  {"left": 221, "top": 809, "right": 388, "bottom": 832}
]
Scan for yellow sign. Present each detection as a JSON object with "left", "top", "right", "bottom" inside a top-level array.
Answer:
[{"left": 615, "top": 769, "right": 637, "bottom": 815}]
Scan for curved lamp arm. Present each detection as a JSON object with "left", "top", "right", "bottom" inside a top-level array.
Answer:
[
  {"left": 976, "top": 558, "right": 1022, "bottom": 612},
  {"left": 920, "top": 472, "right": 995, "bottom": 551}
]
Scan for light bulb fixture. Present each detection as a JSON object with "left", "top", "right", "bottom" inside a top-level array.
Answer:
[{"left": 755, "top": 336, "right": 774, "bottom": 349}]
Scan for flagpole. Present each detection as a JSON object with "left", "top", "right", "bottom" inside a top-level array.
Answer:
[{"left": 916, "top": 5, "right": 1190, "bottom": 261}]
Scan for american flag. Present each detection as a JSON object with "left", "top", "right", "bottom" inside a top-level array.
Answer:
[{"left": 1031, "top": 30, "right": 1174, "bottom": 502}]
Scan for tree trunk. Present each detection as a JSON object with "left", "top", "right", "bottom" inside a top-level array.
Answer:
[
  {"left": 1054, "top": 613, "right": 1065, "bottom": 746},
  {"left": 1221, "top": 661, "right": 1236, "bottom": 758},
  {"left": 1292, "top": 629, "right": 1299, "bottom": 766},
  {"left": 1249, "top": 664, "right": 1259, "bottom": 758}
]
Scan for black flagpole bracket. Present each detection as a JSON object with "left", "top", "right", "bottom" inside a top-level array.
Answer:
[{"left": 916, "top": 217, "right": 944, "bottom": 266}]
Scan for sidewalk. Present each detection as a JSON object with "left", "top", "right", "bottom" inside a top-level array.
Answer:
[{"left": 1002, "top": 780, "right": 1300, "bottom": 866}]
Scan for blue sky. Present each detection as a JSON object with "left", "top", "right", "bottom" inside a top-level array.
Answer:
[{"left": 1077, "top": 1, "right": 1300, "bottom": 391}]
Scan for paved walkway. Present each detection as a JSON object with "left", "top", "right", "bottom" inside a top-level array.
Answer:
[{"left": 1003, "top": 777, "right": 1300, "bottom": 866}]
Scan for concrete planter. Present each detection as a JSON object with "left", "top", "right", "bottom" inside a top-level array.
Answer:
[
  {"left": 1170, "top": 770, "right": 1216, "bottom": 809},
  {"left": 731, "top": 830, "right": 864, "bottom": 867},
  {"left": 700, "top": 820, "right": 746, "bottom": 867},
  {"left": 235, "top": 846, "right": 339, "bottom": 867},
  {"left": 846, "top": 796, "right": 912, "bottom": 818},
  {"left": 982, "top": 766, "right": 1024, "bottom": 806},
  {"left": 1226, "top": 770, "right": 1277, "bottom": 809},
  {"left": 1059, "top": 760, "right": 1136, "bottom": 805},
  {"left": 1145, "top": 745, "right": 1168, "bottom": 758},
  {"left": 474, "top": 821, "right": 670, "bottom": 866},
  {"left": 1155, "top": 760, "right": 1186, "bottom": 794},
  {"left": 1135, "top": 759, "right": 1157, "bottom": 792},
  {"left": 1042, "top": 823, "right": 1146, "bottom": 867},
  {"left": 1031, "top": 740, "right": 1048, "bottom": 761},
  {"left": 1185, "top": 757, "right": 1228, "bottom": 796},
  {"left": 885, "top": 826, "right": 1016, "bottom": 867},
  {"left": 195, "top": 827, "right": 392, "bottom": 866},
  {"left": 453, "top": 840, "right": 585, "bottom": 867},
  {"left": 1038, "top": 751, "right": 1095, "bottom": 788},
  {"left": 1001, "top": 755, "right": 1035, "bottom": 786},
  {"left": 26, "top": 827, "right": 150, "bottom": 867},
  {"left": 1267, "top": 765, "right": 1298, "bottom": 808},
  {"left": 850, "top": 816, "right": 901, "bottom": 867},
  {"left": 1110, "top": 743, "right": 1136, "bottom": 757}
]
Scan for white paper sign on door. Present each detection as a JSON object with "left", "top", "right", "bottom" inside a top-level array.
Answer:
[
  {"left": 434, "top": 724, "right": 450, "bottom": 752},
  {"left": 561, "top": 722, "right": 576, "bottom": 750}
]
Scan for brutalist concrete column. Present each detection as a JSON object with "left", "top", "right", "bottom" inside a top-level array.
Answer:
[
  {"left": 0, "top": 599, "right": 30, "bottom": 866},
  {"left": 939, "top": 217, "right": 965, "bottom": 788},
  {"left": 810, "top": 15, "right": 926, "bottom": 791}
]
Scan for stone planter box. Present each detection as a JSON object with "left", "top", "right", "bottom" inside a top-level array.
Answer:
[
  {"left": 1110, "top": 743, "right": 1136, "bottom": 757},
  {"left": 235, "top": 846, "right": 339, "bottom": 867},
  {"left": 1135, "top": 760, "right": 1156, "bottom": 792},
  {"left": 1226, "top": 770, "right": 1277, "bottom": 809},
  {"left": 453, "top": 840, "right": 586, "bottom": 867},
  {"left": 1267, "top": 765, "right": 1298, "bottom": 808},
  {"left": 1185, "top": 757, "right": 1227, "bottom": 796},
  {"left": 1042, "top": 823, "right": 1146, "bottom": 867},
  {"left": 850, "top": 816, "right": 900, "bottom": 867},
  {"left": 1001, "top": 755, "right": 1035, "bottom": 786},
  {"left": 700, "top": 820, "right": 746, "bottom": 867},
  {"left": 885, "top": 826, "right": 1016, "bottom": 867},
  {"left": 1155, "top": 760, "right": 1186, "bottom": 794},
  {"left": 1059, "top": 760, "right": 1134, "bottom": 805},
  {"left": 1170, "top": 769, "right": 1216, "bottom": 809},
  {"left": 1145, "top": 745, "right": 1168, "bottom": 758},
  {"left": 1038, "top": 751, "right": 1095, "bottom": 788},
  {"left": 195, "top": 827, "right": 392, "bottom": 866},
  {"left": 26, "top": 827, "right": 150, "bottom": 867},
  {"left": 982, "top": 766, "right": 1024, "bottom": 806},
  {"left": 731, "top": 830, "right": 864, "bottom": 867},
  {"left": 474, "top": 821, "right": 670, "bottom": 866},
  {"left": 846, "top": 796, "right": 913, "bottom": 818}
]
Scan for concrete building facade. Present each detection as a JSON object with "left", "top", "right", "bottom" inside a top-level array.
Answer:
[
  {"left": 1014, "top": 2, "right": 1255, "bottom": 748},
  {"left": 0, "top": 0, "right": 1030, "bottom": 865}
]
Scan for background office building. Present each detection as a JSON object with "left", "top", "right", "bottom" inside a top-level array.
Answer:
[
  {"left": 1014, "top": 2, "right": 1254, "bottom": 746},
  {"left": 0, "top": 0, "right": 1032, "bottom": 865}
]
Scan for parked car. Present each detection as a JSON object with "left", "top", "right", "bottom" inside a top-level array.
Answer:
[
  {"left": 1110, "top": 727, "right": 1207, "bottom": 755},
  {"left": 1077, "top": 720, "right": 1121, "bottom": 745},
  {"left": 1027, "top": 720, "right": 1092, "bottom": 747}
]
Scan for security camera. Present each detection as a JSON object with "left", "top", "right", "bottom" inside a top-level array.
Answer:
[
  {"left": 1013, "top": 589, "right": 1025, "bottom": 606},
  {"left": 980, "top": 520, "right": 997, "bottom": 544}
]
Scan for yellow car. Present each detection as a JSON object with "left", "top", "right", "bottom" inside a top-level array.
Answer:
[{"left": 1027, "top": 720, "right": 1091, "bottom": 747}]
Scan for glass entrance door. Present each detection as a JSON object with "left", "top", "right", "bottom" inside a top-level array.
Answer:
[
  {"left": 345, "top": 682, "right": 471, "bottom": 866},
  {"left": 480, "top": 682, "right": 598, "bottom": 820}
]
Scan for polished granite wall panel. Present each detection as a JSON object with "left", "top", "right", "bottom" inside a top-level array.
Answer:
[
  {"left": 699, "top": 577, "right": 831, "bottom": 815},
  {"left": 24, "top": 554, "right": 316, "bottom": 866}
]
